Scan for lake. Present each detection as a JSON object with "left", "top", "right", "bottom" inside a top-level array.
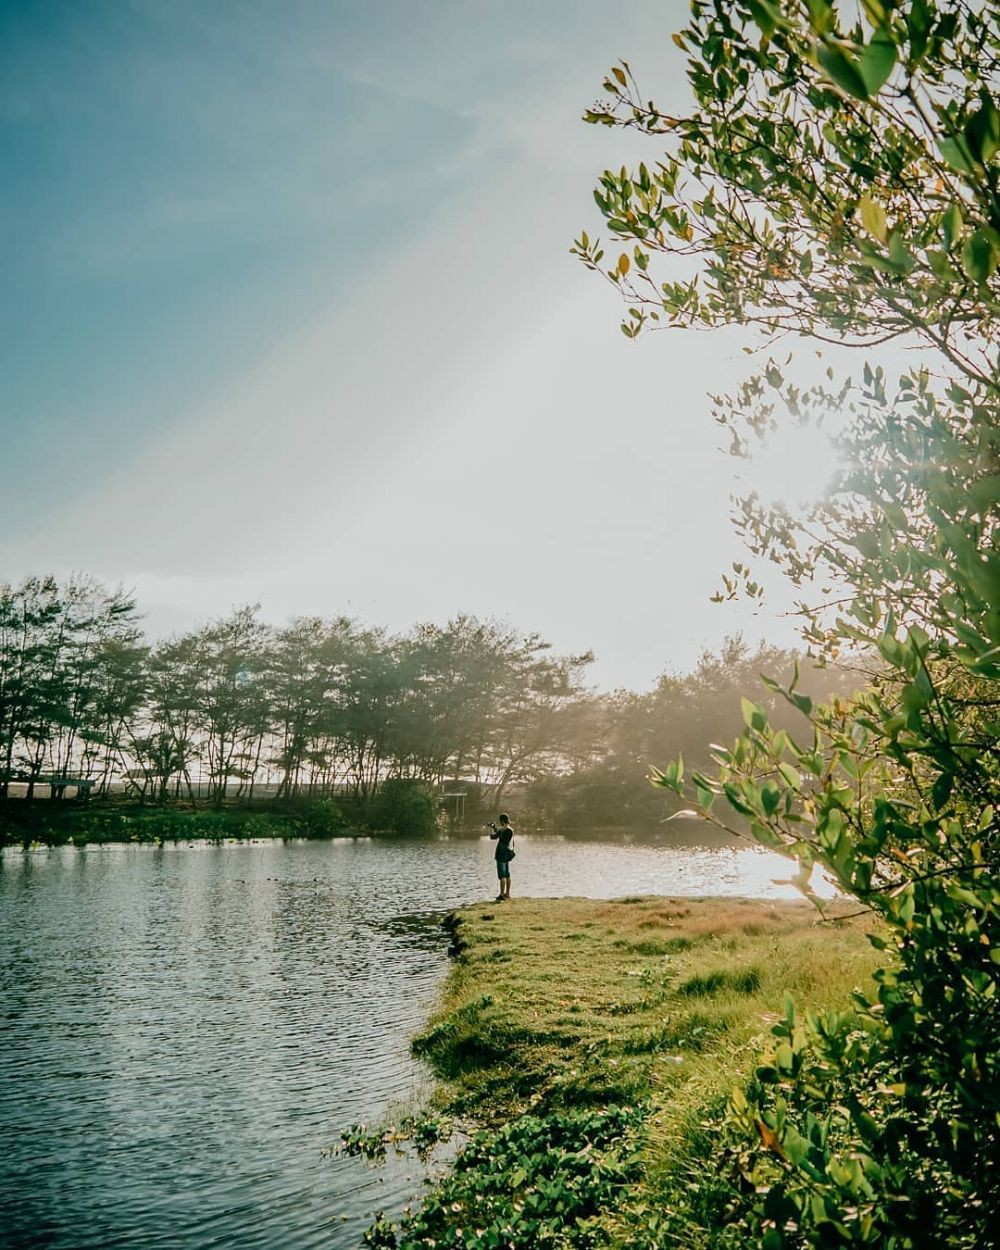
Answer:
[{"left": 0, "top": 832, "right": 823, "bottom": 1249}]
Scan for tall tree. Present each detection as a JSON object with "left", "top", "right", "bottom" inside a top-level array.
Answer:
[
  {"left": 0, "top": 576, "right": 141, "bottom": 798},
  {"left": 580, "top": 1, "right": 999, "bottom": 1243},
  {"left": 269, "top": 615, "right": 354, "bottom": 799},
  {"left": 0, "top": 577, "right": 61, "bottom": 798},
  {"left": 336, "top": 626, "right": 409, "bottom": 803},
  {"left": 142, "top": 634, "right": 203, "bottom": 800},
  {"left": 189, "top": 606, "right": 273, "bottom": 802}
]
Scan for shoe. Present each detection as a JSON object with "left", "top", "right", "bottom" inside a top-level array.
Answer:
[{"left": 495, "top": 895, "right": 505, "bottom": 902}]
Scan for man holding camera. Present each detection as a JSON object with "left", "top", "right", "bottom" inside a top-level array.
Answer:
[{"left": 487, "top": 813, "right": 515, "bottom": 901}]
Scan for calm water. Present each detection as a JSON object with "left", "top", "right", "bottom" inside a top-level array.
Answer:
[{"left": 0, "top": 832, "right": 819, "bottom": 1250}]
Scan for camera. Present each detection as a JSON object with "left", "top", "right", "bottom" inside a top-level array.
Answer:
[{"left": 485, "top": 821, "right": 496, "bottom": 830}]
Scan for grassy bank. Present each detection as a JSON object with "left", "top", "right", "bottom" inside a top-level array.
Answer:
[{"left": 369, "top": 896, "right": 880, "bottom": 1248}]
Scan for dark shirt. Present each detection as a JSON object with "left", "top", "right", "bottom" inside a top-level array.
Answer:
[{"left": 491, "top": 826, "right": 513, "bottom": 859}]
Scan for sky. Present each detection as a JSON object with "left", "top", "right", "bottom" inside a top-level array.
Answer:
[{"left": 0, "top": 0, "right": 840, "bottom": 690}]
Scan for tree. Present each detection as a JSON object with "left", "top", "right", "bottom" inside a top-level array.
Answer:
[
  {"left": 268, "top": 615, "right": 354, "bottom": 799},
  {"left": 581, "top": 2, "right": 999, "bottom": 1245},
  {"left": 336, "top": 626, "right": 409, "bottom": 804},
  {"left": 168, "top": 607, "right": 274, "bottom": 802},
  {"left": 142, "top": 633, "right": 203, "bottom": 800},
  {"left": 526, "top": 639, "right": 852, "bottom": 831},
  {"left": 82, "top": 635, "right": 148, "bottom": 798},
  {"left": 390, "top": 616, "right": 509, "bottom": 788},
  {"left": 366, "top": 777, "right": 439, "bottom": 836},
  {"left": 0, "top": 576, "right": 142, "bottom": 798},
  {"left": 0, "top": 577, "right": 62, "bottom": 798},
  {"left": 385, "top": 615, "right": 597, "bottom": 806}
]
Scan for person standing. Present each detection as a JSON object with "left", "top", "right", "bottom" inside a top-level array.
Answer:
[{"left": 488, "top": 813, "right": 515, "bottom": 901}]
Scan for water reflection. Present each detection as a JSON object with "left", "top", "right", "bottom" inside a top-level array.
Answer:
[{"left": 0, "top": 832, "right": 825, "bottom": 1249}]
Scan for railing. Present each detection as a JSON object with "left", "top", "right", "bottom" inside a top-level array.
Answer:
[{"left": 1, "top": 773, "right": 96, "bottom": 795}]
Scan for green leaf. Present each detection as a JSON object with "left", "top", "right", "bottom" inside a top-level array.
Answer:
[
  {"left": 858, "top": 31, "right": 897, "bottom": 95},
  {"left": 805, "top": 0, "right": 836, "bottom": 36},
  {"left": 895, "top": 888, "right": 915, "bottom": 924},
  {"left": 741, "top": 697, "right": 768, "bottom": 731},
  {"left": 859, "top": 193, "right": 887, "bottom": 243},
  {"left": 965, "top": 93, "right": 1000, "bottom": 164},
  {"left": 782, "top": 1125, "right": 811, "bottom": 1166},
  {"left": 861, "top": 0, "right": 888, "bottom": 27},
  {"left": 938, "top": 135, "right": 975, "bottom": 174},
  {"left": 746, "top": 0, "right": 784, "bottom": 38},
  {"left": 906, "top": 0, "right": 933, "bottom": 62},
  {"left": 968, "top": 473, "right": 1000, "bottom": 515},
  {"left": 931, "top": 771, "right": 954, "bottom": 811},
  {"left": 900, "top": 681, "right": 930, "bottom": 713},
  {"left": 778, "top": 762, "right": 802, "bottom": 790},
  {"left": 946, "top": 885, "right": 984, "bottom": 910},
  {"left": 941, "top": 202, "right": 963, "bottom": 249},
  {"left": 724, "top": 784, "right": 755, "bottom": 817},
  {"left": 761, "top": 780, "right": 781, "bottom": 814},
  {"left": 887, "top": 230, "right": 916, "bottom": 273},
  {"left": 962, "top": 229, "right": 999, "bottom": 284},
  {"left": 817, "top": 44, "right": 869, "bottom": 100},
  {"left": 650, "top": 756, "right": 684, "bottom": 793}
]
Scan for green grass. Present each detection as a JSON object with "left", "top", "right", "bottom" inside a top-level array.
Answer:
[{"left": 392, "top": 895, "right": 881, "bottom": 1249}]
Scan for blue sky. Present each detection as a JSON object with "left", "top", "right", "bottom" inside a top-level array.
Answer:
[
  {"left": 3, "top": 0, "right": 489, "bottom": 476},
  {"left": 0, "top": 0, "right": 837, "bottom": 688}
]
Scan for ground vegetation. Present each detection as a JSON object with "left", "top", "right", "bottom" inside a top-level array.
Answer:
[{"left": 354, "top": 898, "right": 877, "bottom": 1248}]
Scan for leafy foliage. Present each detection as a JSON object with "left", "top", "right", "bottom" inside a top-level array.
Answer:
[
  {"left": 296, "top": 797, "right": 348, "bottom": 837},
  {"left": 574, "top": 0, "right": 999, "bottom": 377},
  {"left": 581, "top": 0, "right": 1000, "bottom": 1244},
  {"left": 367, "top": 778, "right": 439, "bottom": 836},
  {"left": 0, "top": 575, "right": 144, "bottom": 800},
  {"left": 340, "top": 1114, "right": 454, "bottom": 1163},
  {"left": 368, "top": 1105, "right": 646, "bottom": 1250}
]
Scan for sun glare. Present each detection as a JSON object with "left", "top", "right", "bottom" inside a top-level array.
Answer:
[{"left": 746, "top": 422, "right": 843, "bottom": 511}]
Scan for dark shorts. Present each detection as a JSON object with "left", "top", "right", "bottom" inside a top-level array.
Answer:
[{"left": 496, "top": 860, "right": 510, "bottom": 879}]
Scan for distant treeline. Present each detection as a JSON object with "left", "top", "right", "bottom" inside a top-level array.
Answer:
[{"left": 0, "top": 575, "right": 855, "bottom": 826}]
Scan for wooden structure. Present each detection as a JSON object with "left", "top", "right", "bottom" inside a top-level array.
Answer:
[{"left": 1, "top": 773, "right": 96, "bottom": 799}]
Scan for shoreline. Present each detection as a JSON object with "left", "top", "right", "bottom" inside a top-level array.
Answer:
[
  {"left": 0, "top": 803, "right": 748, "bottom": 850},
  {"left": 0, "top": 801, "right": 359, "bottom": 847},
  {"left": 369, "top": 895, "right": 879, "bottom": 1249}
]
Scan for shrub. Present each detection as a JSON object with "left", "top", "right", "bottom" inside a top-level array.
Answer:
[
  {"left": 366, "top": 779, "right": 438, "bottom": 836},
  {"left": 296, "top": 799, "right": 348, "bottom": 837}
]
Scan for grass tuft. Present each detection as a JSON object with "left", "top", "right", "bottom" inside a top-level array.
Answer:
[{"left": 678, "top": 966, "right": 763, "bottom": 996}]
